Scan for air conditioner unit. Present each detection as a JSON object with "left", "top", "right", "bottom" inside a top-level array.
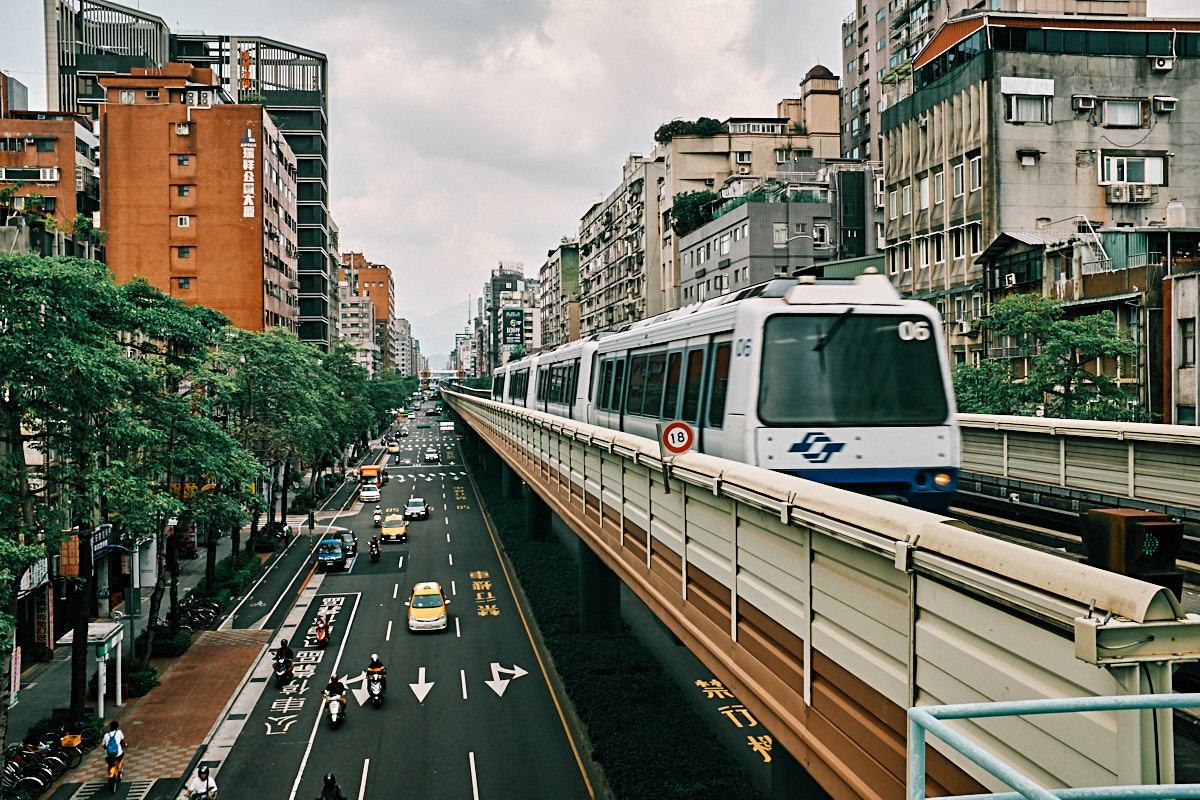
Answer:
[
  {"left": 198, "top": 91, "right": 211, "bottom": 105},
  {"left": 1130, "top": 183, "right": 1155, "bottom": 201},
  {"left": 1153, "top": 96, "right": 1178, "bottom": 113},
  {"left": 1106, "top": 184, "right": 1130, "bottom": 203},
  {"left": 738, "top": 167, "right": 750, "bottom": 175},
  {"left": 1072, "top": 95, "right": 1096, "bottom": 111},
  {"left": 175, "top": 122, "right": 190, "bottom": 135},
  {"left": 1151, "top": 56, "right": 1174, "bottom": 71},
  {"left": 1004, "top": 273, "right": 1017, "bottom": 287},
  {"left": 956, "top": 319, "right": 971, "bottom": 334}
]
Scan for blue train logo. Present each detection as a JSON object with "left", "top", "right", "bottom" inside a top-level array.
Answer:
[{"left": 789, "top": 433, "right": 845, "bottom": 464}]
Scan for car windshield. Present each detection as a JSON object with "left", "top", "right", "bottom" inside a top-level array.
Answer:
[
  {"left": 758, "top": 313, "right": 950, "bottom": 426},
  {"left": 318, "top": 542, "right": 341, "bottom": 554},
  {"left": 407, "top": 500, "right": 424, "bottom": 509},
  {"left": 411, "top": 593, "right": 443, "bottom": 609}
]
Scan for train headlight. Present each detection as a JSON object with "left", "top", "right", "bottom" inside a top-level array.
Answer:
[{"left": 933, "top": 472, "right": 953, "bottom": 488}]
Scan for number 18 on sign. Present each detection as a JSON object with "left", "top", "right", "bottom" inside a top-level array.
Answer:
[{"left": 655, "top": 421, "right": 695, "bottom": 493}]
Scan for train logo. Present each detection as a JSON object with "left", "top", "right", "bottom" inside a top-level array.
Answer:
[{"left": 789, "top": 433, "right": 846, "bottom": 464}]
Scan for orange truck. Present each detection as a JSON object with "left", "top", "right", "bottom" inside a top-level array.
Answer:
[{"left": 360, "top": 464, "right": 381, "bottom": 488}]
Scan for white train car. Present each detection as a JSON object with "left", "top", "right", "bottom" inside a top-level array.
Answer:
[{"left": 494, "top": 272, "right": 960, "bottom": 511}]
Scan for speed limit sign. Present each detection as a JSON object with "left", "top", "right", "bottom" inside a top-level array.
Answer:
[{"left": 659, "top": 421, "right": 695, "bottom": 456}]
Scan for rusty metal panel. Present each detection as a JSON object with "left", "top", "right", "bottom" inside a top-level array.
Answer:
[
  {"left": 1064, "top": 438, "right": 1130, "bottom": 496},
  {"left": 1006, "top": 433, "right": 1060, "bottom": 484},
  {"left": 961, "top": 427, "right": 1004, "bottom": 474},
  {"left": 915, "top": 577, "right": 1126, "bottom": 791},
  {"left": 811, "top": 536, "right": 908, "bottom": 707}
]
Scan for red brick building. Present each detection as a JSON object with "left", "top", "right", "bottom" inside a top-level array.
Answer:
[
  {"left": 100, "top": 64, "right": 298, "bottom": 332},
  {"left": 0, "top": 110, "right": 99, "bottom": 235}
]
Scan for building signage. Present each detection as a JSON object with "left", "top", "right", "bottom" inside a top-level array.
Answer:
[
  {"left": 502, "top": 308, "right": 524, "bottom": 348},
  {"left": 241, "top": 126, "right": 257, "bottom": 219},
  {"left": 18, "top": 558, "right": 49, "bottom": 596},
  {"left": 59, "top": 534, "right": 79, "bottom": 578},
  {"left": 239, "top": 48, "right": 253, "bottom": 90},
  {"left": 92, "top": 524, "right": 110, "bottom": 559}
]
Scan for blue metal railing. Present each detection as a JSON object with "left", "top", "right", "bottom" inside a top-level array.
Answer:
[{"left": 908, "top": 693, "right": 1200, "bottom": 800}]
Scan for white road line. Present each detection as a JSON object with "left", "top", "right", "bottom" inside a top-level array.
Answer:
[
  {"left": 358, "top": 759, "right": 369, "bottom": 800},
  {"left": 455, "top": 617, "right": 461, "bottom": 638},
  {"left": 392, "top": 583, "right": 398, "bottom": 599},
  {"left": 446, "top": 532, "right": 450, "bottom": 543},
  {"left": 445, "top": 516, "right": 449, "bottom": 525},
  {"left": 451, "top": 580, "right": 456, "bottom": 595},
  {"left": 469, "top": 752, "right": 479, "bottom": 800},
  {"left": 448, "top": 553, "right": 453, "bottom": 567},
  {"left": 398, "top": 556, "right": 404, "bottom": 569},
  {"left": 461, "top": 669, "right": 468, "bottom": 700},
  {"left": 386, "top": 620, "right": 392, "bottom": 641}
]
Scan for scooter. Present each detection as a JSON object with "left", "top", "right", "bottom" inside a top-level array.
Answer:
[
  {"left": 314, "top": 621, "right": 330, "bottom": 649},
  {"left": 367, "top": 671, "right": 385, "bottom": 708},
  {"left": 369, "top": 542, "right": 380, "bottom": 563},
  {"left": 373, "top": 511, "right": 382, "bottom": 528},
  {"left": 324, "top": 691, "right": 346, "bottom": 729},
  {"left": 272, "top": 653, "right": 293, "bottom": 688}
]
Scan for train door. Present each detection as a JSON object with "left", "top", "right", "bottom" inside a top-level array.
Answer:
[
  {"left": 676, "top": 345, "right": 708, "bottom": 450},
  {"left": 699, "top": 338, "right": 733, "bottom": 458}
]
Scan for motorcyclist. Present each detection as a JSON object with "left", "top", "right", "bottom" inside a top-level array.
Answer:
[
  {"left": 324, "top": 673, "right": 347, "bottom": 714},
  {"left": 275, "top": 637, "right": 295, "bottom": 663},
  {"left": 367, "top": 653, "right": 387, "bottom": 691},
  {"left": 313, "top": 615, "right": 330, "bottom": 645},
  {"left": 318, "top": 773, "right": 347, "bottom": 800},
  {"left": 373, "top": 508, "right": 382, "bottom": 526},
  {"left": 185, "top": 765, "right": 217, "bottom": 799}
]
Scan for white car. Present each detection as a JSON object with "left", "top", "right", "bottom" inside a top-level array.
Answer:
[{"left": 360, "top": 484, "right": 381, "bottom": 503}]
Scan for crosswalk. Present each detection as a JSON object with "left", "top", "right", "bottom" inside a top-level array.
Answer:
[
  {"left": 70, "top": 779, "right": 155, "bottom": 800},
  {"left": 390, "top": 470, "right": 466, "bottom": 482}
]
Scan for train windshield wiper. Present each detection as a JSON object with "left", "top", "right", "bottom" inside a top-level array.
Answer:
[{"left": 814, "top": 308, "right": 855, "bottom": 352}]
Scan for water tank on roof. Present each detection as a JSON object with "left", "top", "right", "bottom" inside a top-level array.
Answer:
[{"left": 1166, "top": 200, "right": 1186, "bottom": 228}]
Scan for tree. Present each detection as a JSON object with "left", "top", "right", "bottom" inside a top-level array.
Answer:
[
  {"left": 951, "top": 361, "right": 1021, "bottom": 415},
  {"left": 956, "top": 293, "right": 1146, "bottom": 420},
  {"left": 670, "top": 191, "right": 720, "bottom": 238},
  {"left": 653, "top": 116, "right": 724, "bottom": 144}
]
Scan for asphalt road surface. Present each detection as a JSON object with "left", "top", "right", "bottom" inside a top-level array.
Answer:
[{"left": 209, "top": 414, "right": 596, "bottom": 800}]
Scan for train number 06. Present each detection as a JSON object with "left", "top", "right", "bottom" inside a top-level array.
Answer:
[{"left": 897, "top": 321, "right": 931, "bottom": 341}]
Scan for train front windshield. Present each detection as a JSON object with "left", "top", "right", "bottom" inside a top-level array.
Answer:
[{"left": 758, "top": 312, "right": 949, "bottom": 426}]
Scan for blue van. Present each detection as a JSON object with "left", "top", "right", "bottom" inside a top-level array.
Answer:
[{"left": 316, "top": 537, "right": 346, "bottom": 571}]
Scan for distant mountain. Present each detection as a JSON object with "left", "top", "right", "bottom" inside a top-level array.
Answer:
[{"left": 400, "top": 299, "right": 472, "bottom": 369}]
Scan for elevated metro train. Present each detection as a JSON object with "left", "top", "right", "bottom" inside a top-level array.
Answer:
[{"left": 491, "top": 272, "right": 960, "bottom": 511}]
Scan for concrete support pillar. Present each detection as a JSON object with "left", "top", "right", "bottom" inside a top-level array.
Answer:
[
  {"left": 771, "top": 745, "right": 829, "bottom": 800},
  {"left": 501, "top": 460, "right": 519, "bottom": 499},
  {"left": 523, "top": 484, "right": 549, "bottom": 541},
  {"left": 578, "top": 544, "right": 621, "bottom": 634},
  {"left": 485, "top": 445, "right": 500, "bottom": 479}
]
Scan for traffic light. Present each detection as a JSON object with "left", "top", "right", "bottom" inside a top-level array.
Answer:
[{"left": 1081, "top": 508, "right": 1183, "bottom": 600}]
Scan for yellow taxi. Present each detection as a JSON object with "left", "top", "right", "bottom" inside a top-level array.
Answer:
[
  {"left": 387, "top": 442, "right": 400, "bottom": 454},
  {"left": 381, "top": 514, "right": 407, "bottom": 543},
  {"left": 405, "top": 581, "right": 449, "bottom": 632}
]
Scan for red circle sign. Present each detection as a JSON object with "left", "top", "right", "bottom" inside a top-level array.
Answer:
[{"left": 661, "top": 421, "right": 695, "bottom": 455}]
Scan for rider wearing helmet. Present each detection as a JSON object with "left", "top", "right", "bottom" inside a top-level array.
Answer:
[
  {"left": 367, "top": 653, "right": 387, "bottom": 691},
  {"left": 186, "top": 765, "right": 217, "bottom": 798},
  {"left": 320, "top": 773, "right": 348, "bottom": 800},
  {"left": 276, "top": 637, "right": 295, "bottom": 662}
]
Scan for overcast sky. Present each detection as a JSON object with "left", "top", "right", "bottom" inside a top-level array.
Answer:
[{"left": 2, "top": 0, "right": 1196, "bottom": 362}]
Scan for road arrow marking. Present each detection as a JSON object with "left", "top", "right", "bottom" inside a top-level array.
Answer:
[
  {"left": 345, "top": 670, "right": 369, "bottom": 706},
  {"left": 410, "top": 666, "right": 434, "bottom": 702},
  {"left": 248, "top": 600, "right": 266, "bottom": 607},
  {"left": 484, "top": 663, "right": 528, "bottom": 697}
]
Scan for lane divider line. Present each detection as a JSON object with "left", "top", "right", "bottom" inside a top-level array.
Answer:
[
  {"left": 392, "top": 583, "right": 398, "bottom": 599},
  {"left": 448, "top": 553, "right": 453, "bottom": 567},
  {"left": 358, "top": 758, "right": 369, "bottom": 800},
  {"left": 461, "top": 669, "right": 468, "bottom": 700},
  {"left": 386, "top": 620, "right": 392, "bottom": 642},
  {"left": 469, "top": 752, "right": 479, "bottom": 800}
]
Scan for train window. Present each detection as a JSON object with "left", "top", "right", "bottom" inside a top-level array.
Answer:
[
  {"left": 536, "top": 368, "right": 549, "bottom": 403},
  {"left": 492, "top": 375, "right": 504, "bottom": 400},
  {"left": 568, "top": 361, "right": 580, "bottom": 411},
  {"left": 758, "top": 314, "right": 949, "bottom": 425},
  {"left": 662, "top": 352, "right": 682, "bottom": 418},
  {"left": 706, "top": 342, "right": 732, "bottom": 428},
  {"left": 611, "top": 359, "right": 626, "bottom": 414},
  {"left": 589, "top": 353, "right": 599, "bottom": 402},
  {"left": 597, "top": 360, "right": 614, "bottom": 411},
  {"left": 643, "top": 354, "right": 667, "bottom": 418},
  {"left": 681, "top": 350, "right": 705, "bottom": 423},
  {"left": 626, "top": 355, "right": 647, "bottom": 415}
]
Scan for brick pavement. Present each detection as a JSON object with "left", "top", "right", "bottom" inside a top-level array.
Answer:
[{"left": 70, "top": 629, "right": 273, "bottom": 784}]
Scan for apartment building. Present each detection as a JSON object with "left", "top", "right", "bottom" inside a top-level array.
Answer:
[
  {"left": 0, "top": 110, "right": 99, "bottom": 243},
  {"left": 579, "top": 155, "right": 664, "bottom": 337},
  {"left": 838, "top": 0, "right": 1144, "bottom": 161},
  {"left": 99, "top": 64, "right": 298, "bottom": 333},
  {"left": 881, "top": 13, "right": 1200, "bottom": 406},
  {"left": 653, "top": 65, "right": 842, "bottom": 313},
  {"left": 343, "top": 252, "right": 397, "bottom": 372},
  {"left": 538, "top": 239, "right": 580, "bottom": 349},
  {"left": 395, "top": 318, "right": 415, "bottom": 377}
]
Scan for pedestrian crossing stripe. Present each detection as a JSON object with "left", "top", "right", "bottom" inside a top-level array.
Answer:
[{"left": 71, "top": 779, "right": 155, "bottom": 800}]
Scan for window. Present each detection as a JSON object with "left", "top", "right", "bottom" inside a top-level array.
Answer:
[
  {"left": 969, "top": 156, "right": 982, "bottom": 191},
  {"left": 1182, "top": 319, "right": 1197, "bottom": 368},
  {"left": 776, "top": 149, "right": 789, "bottom": 163},
  {"left": 177, "top": 246, "right": 191, "bottom": 258},
  {"left": 1007, "top": 94, "right": 1051, "bottom": 123},
  {"left": 919, "top": 237, "right": 929, "bottom": 268},
  {"left": 177, "top": 154, "right": 190, "bottom": 166},
  {"left": 934, "top": 171, "right": 944, "bottom": 204},
  {"left": 901, "top": 243, "right": 911, "bottom": 272},
  {"left": 902, "top": 185, "right": 911, "bottom": 215},
  {"left": 919, "top": 176, "right": 930, "bottom": 210},
  {"left": 889, "top": 190, "right": 898, "bottom": 219},
  {"left": 146, "top": 89, "right": 159, "bottom": 100},
  {"left": 177, "top": 277, "right": 191, "bottom": 289},
  {"left": 681, "top": 350, "right": 705, "bottom": 424},
  {"left": 1103, "top": 99, "right": 1144, "bottom": 127},
  {"left": 933, "top": 233, "right": 944, "bottom": 263},
  {"left": 813, "top": 224, "right": 828, "bottom": 245},
  {"left": 773, "top": 223, "right": 788, "bottom": 247},
  {"left": 736, "top": 151, "right": 752, "bottom": 164},
  {"left": 951, "top": 229, "right": 964, "bottom": 259},
  {"left": 177, "top": 215, "right": 190, "bottom": 228},
  {"left": 719, "top": 233, "right": 730, "bottom": 255},
  {"left": 1179, "top": 406, "right": 1197, "bottom": 425},
  {"left": 970, "top": 223, "right": 983, "bottom": 254},
  {"left": 119, "top": 90, "right": 135, "bottom": 104},
  {"left": 177, "top": 185, "right": 191, "bottom": 196},
  {"left": 35, "top": 139, "right": 55, "bottom": 153},
  {"left": 707, "top": 342, "right": 731, "bottom": 428},
  {"left": 1100, "top": 154, "right": 1165, "bottom": 185},
  {"left": 953, "top": 164, "right": 964, "bottom": 197}
]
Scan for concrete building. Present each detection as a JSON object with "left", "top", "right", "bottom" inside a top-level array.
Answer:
[
  {"left": 881, "top": 12, "right": 1200, "bottom": 404},
  {"left": 336, "top": 259, "right": 380, "bottom": 377},
  {"left": 44, "top": 0, "right": 337, "bottom": 351},
  {"left": 653, "top": 66, "right": 842, "bottom": 313},
  {"left": 99, "top": 64, "right": 298, "bottom": 333},
  {"left": 395, "top": 317, "right": 415, "bottom": 377},
  {"left": 838, "top": 0, "right": 1145, "bottom": 162},
  {"left": 678, "top": 160, "right": 884, "bottom": 302},
  {"left": 480, "top": 263, "right": 529, "bottom": 374},
  {"left": 1, "top": 71, "right": 29, "bottom": 116},
  {"left": 1165, "top": 268, "right": 1200, "bottom": 424},
  {"left": 451, "top": 331, "right": 476, "bottom": 378},
  {"left": 538, "top": 239, "right": 580, "bottom": 349},
  {"left": 343, "top": 252, "right": 396, "bottom": 372},
  {"left": 0, "top": 110, "right": 99, "bottom": 241}
]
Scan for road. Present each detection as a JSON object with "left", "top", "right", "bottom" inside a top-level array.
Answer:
[{"left": 206, "top": 407, "right": 596, "bottom": 799}]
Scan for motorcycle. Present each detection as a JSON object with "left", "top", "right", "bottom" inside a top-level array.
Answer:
[
  {"left": 324, "top": 690, "right": 346, "bottom": 728},
  {"left": 272, "top": 653, "right": 293, "bottom": 688},
  {"left": 367, "top": 671, "right": 385, "bottom": 708},
  {"left": 373, "top": 511, "right": 382, "bottom": 528},
  {"left": 314, "top": 622, "right": 330, "bottom": 649},
  {"left": 369, "top": 543, "right": 380, "bottom": 563}
]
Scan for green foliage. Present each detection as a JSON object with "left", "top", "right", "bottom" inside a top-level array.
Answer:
[
  {"left": 240, "top": 91, "right": 268, "bottom": 105},
  {"left": 957, "top": 293, "right": 1151, "bottom": 421},
  {"left": 136, "top": 626, "right": 192, "bottom": 659},
  {"left": 128, "top": 666, "right": 160, "bottom": 696},
  {"left": 463, "top": 377, "right": 492, "bottom": 390},
  {"left": 671, "top": 191, "right": 720, "bottom": 238},
  {"left": 72, "top": 214, "right": 108, "bottom": 245},
  {"left": 654, "top": 117, "right": 725, "bottom": 144},
  {"left": 24, "top": 712, "right": 104, "bottom": 750},
  {"left": 464, "top": 438, "right": 763, "bottom": 799},
  {"left": 194, "top": 551, "right": 261, "bottom": 597}
]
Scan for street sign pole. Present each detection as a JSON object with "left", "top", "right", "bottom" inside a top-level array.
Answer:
[{"left": 655, "top": 421, "right": 696, "bottom": 494}]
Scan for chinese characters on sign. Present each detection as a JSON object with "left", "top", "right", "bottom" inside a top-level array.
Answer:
[
  {"left": 470, "top": 571, "right": 500, "bottom": 617},
  {"left": 241, "top": 127, "right": 257, "bottom": 219},
  {"left": 239, "top": 49, "right": 252, "bottom": 90},
  {"left": 695, "top": 678, "right": 772, "bottom": 762},
  {"left": 265, "top": 595, "right": 346, "bottom": 736}
]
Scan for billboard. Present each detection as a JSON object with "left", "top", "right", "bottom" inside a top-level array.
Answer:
[{"left": 502, "top": 308, "right": 524, "bottom": 349}]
